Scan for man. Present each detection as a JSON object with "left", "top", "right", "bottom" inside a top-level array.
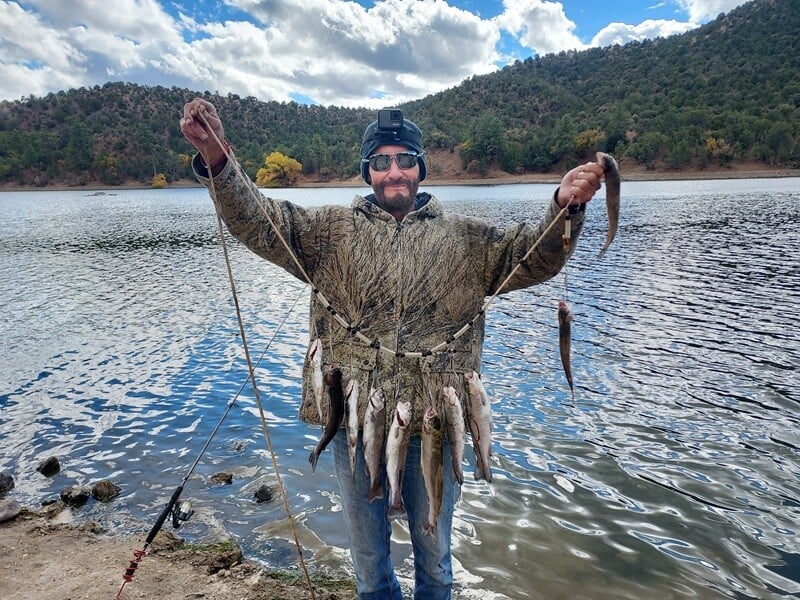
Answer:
[{"left": 180, "top": 98, "right": 603, "bottom": 600}]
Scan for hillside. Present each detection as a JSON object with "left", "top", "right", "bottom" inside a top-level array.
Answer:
[{"left": 0, "top": 0, "right": 797, "bottom": 188}]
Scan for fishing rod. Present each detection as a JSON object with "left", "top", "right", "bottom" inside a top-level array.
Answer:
[{"left": 115, "top": 289, "right": 304, "bottom": 599}]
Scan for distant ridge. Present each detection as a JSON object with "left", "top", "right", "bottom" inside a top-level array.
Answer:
[{"left": 0, "top": 0, "right": 796, "bottom": 188}]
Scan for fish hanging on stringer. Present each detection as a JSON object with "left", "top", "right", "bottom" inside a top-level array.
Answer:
[{"left": 557, "top": 300, "right": 575, "bottom": 400}]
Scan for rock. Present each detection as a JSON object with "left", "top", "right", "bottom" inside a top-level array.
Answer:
[
  {"left": 36, "top": 456, "right": 60, "bottom": 477},
  {"left": 209, "top": 472, "right": 233, "bottom": 486},
  {"left": 40, "top": 500, "right": 67, "bottom": 519},
  {"left": 0, "top": 498, "right": 22, "bottom": 522},
  {"left": 0, "top": 470, "right": 14, "bottom": 496},
  {"left": 230, "top": 439, "right": 250, "bottom": 452},
  {"left": 60, "top": 485, "right": 91, "bottom": 508},
  {"left": 254, "top": 485, "right": 273, "bottom": 503},
  {"left": 91, "top": 479, "right": 121, "bottom": 502},
  {"left": 204, "top": 545, "right": 243, "bottom": 574}
]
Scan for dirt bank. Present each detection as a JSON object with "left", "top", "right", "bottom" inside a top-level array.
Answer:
[{"left": 0, "top": 508, "right": 356, "bottom": 600}]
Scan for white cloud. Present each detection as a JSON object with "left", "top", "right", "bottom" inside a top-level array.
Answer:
[
  {"left": 0, "top": 1, "right": 87, "bottom": 99},
  {"left": 592, "top": 19, "right": 697, "bottom": 47},
  {"left": 496, "top": 0, "right": 586, "bottom": 55},
  {"left": 675, "top": 0, "right": 747, "bottom": 23},
  {"left": 0, "top": 0, "right": 753, "bottom": 107},
  {"left": 220, "top": 0, "right": 501, "bottom": 106}
]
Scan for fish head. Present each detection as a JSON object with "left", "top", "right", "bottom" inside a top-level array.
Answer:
[
  {"left": 308, "top": 338, "right": 322, "bottom": 360},
  {"left": 558, "top": 301, "right": 573, "bottom": 322},
  {"left": 443, "top": 386, "right": 459, "bottom": 406},
  {"left": 596, "top": 151, "right": 618, "bottom": 175},
  {"left": 396, "top": 401, "right": 412, "bottom": 427},
  {"left": 423, "top": 405, "right": 442, "bottom": 432},
  {"left": 369, "top": 387, "right": 385, "bottom": 410},
  {"left": 324, "top": 366, "right": 343, "bottom": 387}
]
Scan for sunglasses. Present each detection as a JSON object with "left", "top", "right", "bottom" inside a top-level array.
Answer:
[{"left": 364, "top": 152, "right": 420, "bottom": 172}]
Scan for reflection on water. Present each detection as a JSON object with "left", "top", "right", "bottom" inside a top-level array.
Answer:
[{"left": 1, "top": 181, "right": 799, "bottom": 599}]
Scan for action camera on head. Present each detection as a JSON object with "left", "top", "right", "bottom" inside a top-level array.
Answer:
[{"left": 377, "top": 109, "right": 404, "bottom": 132}]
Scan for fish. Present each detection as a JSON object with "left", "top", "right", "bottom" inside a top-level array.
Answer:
[
  {"left": 465, "top": 371, "right": 492, "bottom": 483},
  {"left": 344, "top": 379, "right": 360, "bottom": 477},
  {"left": 421, "top": 405, "right": 444, "bottom": 535},
  {"left": 362, "top": 386, "right": 386, "bottom": 502},
  {"left": 385, "top": 400, "right": 412, "bottom": 513},
  {"left": 308, "top": 338, "right": 324, "bottom": 419},
  {"left": 308, "top": 365, "right": 344, "bottom": 473},
  {"left": 442, "top": 386, "right": 465, "bottom": 485},
  {"left": 558, "top": 300, "right": 574, "bottom": 399},
  {"left": 596, "top": 151, "right": 620, "bottom": 259}
]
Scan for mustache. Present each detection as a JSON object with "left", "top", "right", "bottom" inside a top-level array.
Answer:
[{"left": 378, "top": 176, "right": 416, "bottom": 190}]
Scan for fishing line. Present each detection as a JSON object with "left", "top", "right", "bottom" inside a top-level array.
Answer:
[
  {"left": 206, "top": 161, "right": 317, "bottom": 599},
  {"left": 194, "top": 108, "right": 574, "bottom": 360},
  {"left": 115, "top": 288, "right": 304, "bottom": 599},
  {"left": 562, "top": 192, "right": 580, "bottom": 301}
]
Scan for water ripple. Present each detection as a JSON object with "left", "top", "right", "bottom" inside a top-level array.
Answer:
[{"left": 1, "top": 183, "right": 800, "bottom": 598}]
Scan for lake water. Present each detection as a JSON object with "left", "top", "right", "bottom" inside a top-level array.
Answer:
[{"left": 1, "top": 178, "right": 799, "bottom": 599}]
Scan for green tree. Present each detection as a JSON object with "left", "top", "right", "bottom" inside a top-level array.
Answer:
[
  {"left": 628, "top": 131, "right": 665, "bottom": 169},
  {"left": 460, "top": 114, "right": 506, "bottom": 172},
  {"left": 63, "top": 118, "right": 93, "bottom": 172},
  {"left": 765, "top": 121, "right": 794, "bottom": 165}
]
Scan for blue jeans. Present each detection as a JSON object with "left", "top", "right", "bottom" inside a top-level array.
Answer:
[{"left": 332, "top": 428, "right": 460, "bottom": 600}]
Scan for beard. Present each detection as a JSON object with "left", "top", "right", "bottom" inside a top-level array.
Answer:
[{"left": 373, "top": 176, "right": 420, "bottom": 216}]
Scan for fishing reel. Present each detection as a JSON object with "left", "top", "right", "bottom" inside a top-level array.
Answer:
[{"left": 171, "top": 500, "right": 194, "bottom": 529}]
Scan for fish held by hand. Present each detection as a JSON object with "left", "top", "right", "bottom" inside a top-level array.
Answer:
[{"left": 596, "top": 151, "right": 620, "bottom": 259}]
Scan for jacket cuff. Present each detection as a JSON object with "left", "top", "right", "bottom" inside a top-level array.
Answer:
[
  {"left": 551, "top": 187, "right": 586, "bottom": 214},
  {"left": 192, "top": 152, "right": 235, "bottom": 183}
]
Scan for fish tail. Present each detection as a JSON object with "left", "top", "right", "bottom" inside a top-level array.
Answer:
[
  {"left": 367, "top": 480, "right": 384, "bottom": 503},
  {"left": 453, "top": 465, "right": 464, "bottom": 486},
  {"left": 474, "top": 459, "right": 493, "bottom": 483}
]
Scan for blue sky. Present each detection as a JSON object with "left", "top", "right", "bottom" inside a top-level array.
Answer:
[{"left": 0, "top": 0, "right": 751, "bottom": 108}]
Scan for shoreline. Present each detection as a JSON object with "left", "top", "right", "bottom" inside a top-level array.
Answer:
[
  {"left": 0, "top": 506, "right": 357, "bottom": 600},
  {"left": 1, "top": 165, "right": 798, "bottom": 193}
]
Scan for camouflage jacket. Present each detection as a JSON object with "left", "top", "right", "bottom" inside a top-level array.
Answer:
[{"left": 195, "top": 156, "right": 585, "bottom": 434}]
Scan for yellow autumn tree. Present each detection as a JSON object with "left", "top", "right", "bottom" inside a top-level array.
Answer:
[
  {"left": 151, "top": 172, "right": 167, "bottom": 188},
  {"left": 574, "top": 128, "right": 606, "bottom": 157},
  {"left": 256, "top": 151, "right": 302, "bottom": 187}
]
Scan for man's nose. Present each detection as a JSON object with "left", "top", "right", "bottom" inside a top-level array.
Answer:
[{"left": 386, "top": 156, "right": 404, "bottom": 175}]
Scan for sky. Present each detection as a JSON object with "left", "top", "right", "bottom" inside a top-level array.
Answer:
[{"left": 1, "top": 0, "right": 752, "bottom": 108}]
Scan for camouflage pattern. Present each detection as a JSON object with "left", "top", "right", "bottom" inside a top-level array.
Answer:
[{"left": 195, "top": 155, "right": 585, "bottom": 435}]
